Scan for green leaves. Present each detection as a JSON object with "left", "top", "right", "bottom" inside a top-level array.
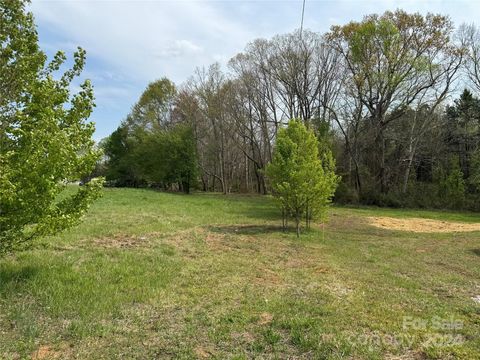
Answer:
[
  {"left": 135, "top": 124, "right": 198, "bottom": 193},
  {"left": 102, "top": 77, "right": 197, "bottom": 192},
  {"left": 103, "top": 121, "right": 197, "bottom": 193},
  {"left": 129, "top": 78, "right": 176, "bottom": 130},
  {"left": 0, "top": 0, "right": 103, "bottom": 254},
  {"left": 266, "top": 120, "right": 339, "bottom": 236}
]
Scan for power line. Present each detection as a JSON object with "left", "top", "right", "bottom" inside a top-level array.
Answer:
[{"left": 300, "top": 0, "right": 306, "bottom": 39}]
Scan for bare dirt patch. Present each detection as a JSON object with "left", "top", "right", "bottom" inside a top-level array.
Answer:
[
  {"left": 194, "top": 346, "right": 213, "bottom": 359},
  {"left": 367, "top": 216, "right": 480, "bottom": 233},
  {"left": 91, "top": 234, "right": 152, "bottom": 248},
  {"left": 31, "top": 346, "right": 56, "bottom": 360},
  {"left": 258, "top": 312, "right": 274, "bottom": 325},
  {"left": 31, "top": 344, "right": 70, "bottom": 360},
  {"left": 385, "top": 350, "right": 426, "bottom": 360},
  {"left": 254, "top": 268, "right": 283, "bottom": 287},
  {"left": 231, "top": 331, "right": 255, "bottom": 344}
]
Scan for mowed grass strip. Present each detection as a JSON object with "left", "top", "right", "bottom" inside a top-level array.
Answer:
[{"left": 0, "top": 188, "right": 479, "bottom": 359}]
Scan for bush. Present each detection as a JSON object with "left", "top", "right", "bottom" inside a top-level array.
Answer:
[{"left": 334, "top": 181, "right": 359, "bottom": 204}]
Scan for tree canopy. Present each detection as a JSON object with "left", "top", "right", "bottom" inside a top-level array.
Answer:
[
  {"left": 0, "top": 0, "right": 103, "bottom": 254},
  {"left": 266, "top": 120, "right": 339, "bottom": 236},
  {"left": 103, "top": 79, "right": 197, "bottom": 192}
]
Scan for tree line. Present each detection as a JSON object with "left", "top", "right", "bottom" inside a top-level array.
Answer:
[{"left": 102, "top": 10, "right": 480, "bottom": 210}]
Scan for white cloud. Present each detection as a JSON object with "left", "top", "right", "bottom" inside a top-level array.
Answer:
[
  {"left": 29, "top": 0, "right": 480, "bottom": 140},
  {"left": 31, "top": 0, "right": 480, "bottom": 84},
  {"left": 30, "top": 0, "right": 253, "bottom": 83},
  {"left": 156, "top": 39, "right": 203, "bottom": 58}
]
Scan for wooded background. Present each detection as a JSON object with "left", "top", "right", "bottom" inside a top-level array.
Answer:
[{"left": 100, "top": 10, "right": 480, "bottom": 211}]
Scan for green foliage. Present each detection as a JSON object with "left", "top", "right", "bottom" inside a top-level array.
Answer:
[
  {"left": 103, "top": 125, "right": 142, "bottom": 187},
  {"left": 350, "top": 18, "right": 400, "bottom": 66},
  {"left": 128, "top": 78, "right": 176, "bottom": 130},
  {"left": 266, "top": 120, "right": 339, "bottom": 236},
  {"left": 0, "top": 0, "right": 103, "bottom": 254},
  {"left": 445, "top": 89, "right": 480, "bottom": 178},
  {"left": 439, "top": 157, "right": 466, "bottom": 209},
  {"left": 468, "top": 148, "right": 480, "bottom": 193},
  {"left": 136, "top": 124, "right": 198, "bottom": 193},
  {"left": 332, "top": 88, "right": 480, "bottom": 211},
  {"left": 334, "top": 11, "right": 451, "bottom": 94},
  {"left": 328, "top": 10, "right": 458, "bottom": 196},
  {"left": 103, "top": 78, "right": 197, "bottom": 192},
  {"left": 313, "top": 117, "right": 334, "bottom": 158},
  {"left": 445, "top": 169, "right": 466, "bottom": 208}
]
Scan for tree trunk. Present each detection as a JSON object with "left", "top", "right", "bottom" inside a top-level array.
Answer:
[
  {"left": 295, "top": 209, "right": 300, "bottom": 238},
  {"left": 183, "top": 180, "right": 190, "bottom": 194},
  {"left": 402, "top": 144, "right": 415, "bottom": 193},
  {"left": 244, "top": 154, "right": 249, "bottom": 192},
  {"left": 305, "top": 203, "right": 310, "bottom": 229},
  {"left": 375, "top": 125, "right": 387, "bottom": 193}
]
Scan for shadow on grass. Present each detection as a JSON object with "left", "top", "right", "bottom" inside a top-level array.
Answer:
[
  {"left": 0, "top": 265, "right": 37, "bottom": 292},
  {"left": 471, "top": 248, "right": 480, "bottom": 256},
  {"left": 196, "top": 192, "right": 280, "bottom": 222},
  {"left": 209, "top": 224, "right": 285, "bottom": 236}
]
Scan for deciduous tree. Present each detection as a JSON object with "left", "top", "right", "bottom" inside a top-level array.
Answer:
[
  {"left": 0, "top": 0, "right": 103, "bottom": 254},
  {"left": 266, "top": 120, "right": 339, "bottom": 237}
]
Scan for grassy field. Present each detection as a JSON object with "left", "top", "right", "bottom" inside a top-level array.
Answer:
[{"left": 1, "top": 188, "right": 479, "bottom": 359}]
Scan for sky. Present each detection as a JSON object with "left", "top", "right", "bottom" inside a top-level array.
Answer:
[{"left": 31, "top": 0, "right": 480, "bottom": 141}]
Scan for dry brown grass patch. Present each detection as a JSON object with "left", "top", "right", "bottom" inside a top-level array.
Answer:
[
  {"left": 367, "top": 216, "right": 480, "bottom": 233},
  {"left": 231, "top": 331, "right": 255, "bottom": 343},
  {"left": 194, "top": 345, "right": 213, "bottom": 359},
  {"left": 31, "top": 346, "right": 56, "bottom": 360},
  {"left": 91, "top": 234, "right": 153, "bottom": 248},
  {"left": 258, "top": 312, "right": 274, "bottom": 325},
  {"left": 254, "top": 268, "right": 283, "bottom": 286},
  {"left": 325, "top": 282, "right": 354, "bottom": 298},
  {"left": 31, "top": 344, "right": 72, "bottom": 360}
]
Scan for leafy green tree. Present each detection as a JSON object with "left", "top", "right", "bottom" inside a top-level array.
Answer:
[
  {"left": 266, "top": 120, "right": 339, "bottom": 237},
  {"left": 437, "top": 156, "right": 466, "bottom": 209},
  {"left": 103, "top": 77, "right": 197, "bottom": 192},
  {"left": 103, "top": 78, "right": 179, "bottom": 187},
  {"left": 136, "top": 124, "right": 197, "bottom": 193},
  {"left": 327, "top": 10, "right": 462, "bottom": 193},
  {"left": 103, "top": 124, "right": 143, "bottom": 187},
  {"left": 128, "top": 78, "right": 176, "bottom": 130},
  {"left": 445, "top": 89, "right": 480, "bottom": 178},
  {"left": 164, "top": 124, "right": 197, "bottom": 194},
  {"left": 0, "top": 0, "right": 103, "bottom": 254}
]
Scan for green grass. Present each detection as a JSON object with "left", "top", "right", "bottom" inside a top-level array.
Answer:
[{"left": 1, "top": 188, "right": 479, "bottom": 359}]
